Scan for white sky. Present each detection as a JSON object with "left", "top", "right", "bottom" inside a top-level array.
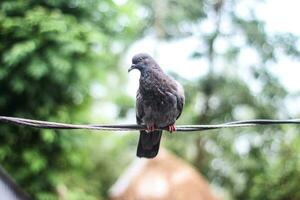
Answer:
[{"left": 125, "top": 0, "right": 300, "bottom": 115}]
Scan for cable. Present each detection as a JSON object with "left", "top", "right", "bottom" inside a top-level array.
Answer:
[{"left": 0, "top": 116, "right": 300, "bottom": 132}]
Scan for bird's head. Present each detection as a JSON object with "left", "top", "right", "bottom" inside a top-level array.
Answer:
[{"left": 128, "top": 53, "right": 155, "bottom": 73}]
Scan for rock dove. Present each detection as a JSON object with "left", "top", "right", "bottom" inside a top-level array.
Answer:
[{"left": 128, "top": 53, "right": 185, "bottom": 158}]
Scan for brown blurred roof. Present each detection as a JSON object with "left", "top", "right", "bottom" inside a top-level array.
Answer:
[{"left": 109, "top": 149, "right": 220, "bottom": 200}]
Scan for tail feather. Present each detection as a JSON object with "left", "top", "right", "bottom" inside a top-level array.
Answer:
[{"left": 137, "top": 130, "right": 162, "bottom": 158}]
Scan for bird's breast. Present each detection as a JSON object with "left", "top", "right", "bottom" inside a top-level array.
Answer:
[
  {"left": 138, "top": 72, "right": 181, "bottom": 127},
  {"left": 141, "top": 92, "right": 178, "bottom": 127}
]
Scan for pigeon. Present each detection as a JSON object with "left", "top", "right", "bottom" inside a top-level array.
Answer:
[{"left": 128, "top": 53, "right": 185, "bottom": 158}]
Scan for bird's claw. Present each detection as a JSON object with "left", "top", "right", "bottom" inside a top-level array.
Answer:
[
  {"left": 146, "top": 123, "right": 155, "bottom": 133},
  {"left": 168, "top": 124, "right": 176, "bottom": 133}
]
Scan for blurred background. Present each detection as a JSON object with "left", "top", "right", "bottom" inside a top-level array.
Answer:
[{"left": 1, "top": 0, "right": 300, "bottom": 199}]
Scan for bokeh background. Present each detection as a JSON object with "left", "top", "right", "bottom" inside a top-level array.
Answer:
[{"left": 1, "top": 0, "right": 300, "bottom": 199}]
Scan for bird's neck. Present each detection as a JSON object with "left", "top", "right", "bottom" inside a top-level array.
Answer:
[
  {"left": 140, "top": 69, "right": 151, "bottom": 79},
  {"left": 140, "top": 66, "right": 163, "bottom": 78},
  {"left": 139, "top": 69, "right": 166, "bottom": 96}
]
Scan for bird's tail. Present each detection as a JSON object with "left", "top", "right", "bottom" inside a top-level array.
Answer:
[{"left": 136, "top": 130, "right": 162, "bottom": 158}]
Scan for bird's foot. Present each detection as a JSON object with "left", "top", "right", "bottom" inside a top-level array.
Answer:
[
  {"left": 146, "top": 123, "right": 155, "bottom": 133},
  {"left": 168, "top": 124, "right": 176, "bottom": 133}
]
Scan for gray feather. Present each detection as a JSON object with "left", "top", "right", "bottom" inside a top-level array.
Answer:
[{"left": 130, "top": 53, "right": 185, "bottom": 158}]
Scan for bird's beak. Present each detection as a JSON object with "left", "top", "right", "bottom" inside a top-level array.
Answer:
[{"left": 128, "top": 64, "right": 136, "bottom": 73}]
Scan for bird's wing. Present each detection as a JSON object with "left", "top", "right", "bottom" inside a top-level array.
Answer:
[
  {"left": 175, "top": 81, "right": 185, "bottom": 119},
  {"left": 136, "top": 90, "right": 144, "bottom": 124}
]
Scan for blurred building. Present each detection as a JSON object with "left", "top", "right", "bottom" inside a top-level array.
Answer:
[
  {"left": 0, "top": 166, "right": 30, "bottom": 200},
  {"left": 109, "top": 149, "right": 220, "bottom": 200}
]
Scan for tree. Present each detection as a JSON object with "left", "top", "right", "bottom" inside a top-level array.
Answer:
[
  {"left": 0, "top": 0, "right": 142, "bottom": 199},
  {"left": 136, "top": 0, "right": 300, "bottom": 199}
]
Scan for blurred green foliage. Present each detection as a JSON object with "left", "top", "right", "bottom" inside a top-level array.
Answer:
[
  {"left": 1, "top": 0, "right": 300, "bottom": 200},
  {"left": 0, "top": 0, "right": 142, "bottom": 199},
  {"left": 147, "top": 0, "right": 300, "bottom": 199}
]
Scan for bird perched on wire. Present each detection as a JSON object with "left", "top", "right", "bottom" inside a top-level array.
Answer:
[{"left": 128, "top": 53, "right": 185, "bottom": 158}]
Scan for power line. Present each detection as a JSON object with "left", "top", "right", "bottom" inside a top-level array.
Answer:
[{"left": 0, "top": 116, "right": 300, "bottom": 132}]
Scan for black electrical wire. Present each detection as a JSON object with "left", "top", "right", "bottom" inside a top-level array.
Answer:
[{"left": 0, "top": 116, "right": 299, "bottom": 132}]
